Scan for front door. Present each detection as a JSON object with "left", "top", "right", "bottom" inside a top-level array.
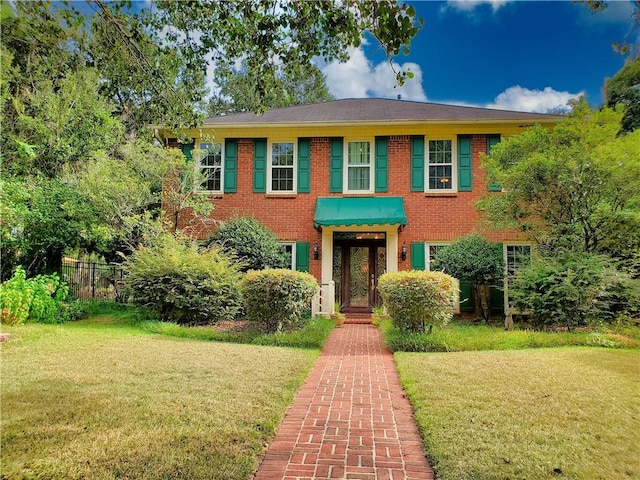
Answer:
[{"left": 333, "top": 233, "right": 386, "bottom": 312}]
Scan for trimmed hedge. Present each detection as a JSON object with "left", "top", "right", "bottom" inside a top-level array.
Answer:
[
  {"left": 378, "top": 270, "right": 457, "bottom": 333},
  {"left": 122, "top": 235, "right": 242, "bottom": 325},
  {"left": 240, "top": 269, "right": 318, "bottom": 332}
]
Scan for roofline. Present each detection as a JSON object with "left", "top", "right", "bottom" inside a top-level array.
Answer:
[{"left": 150, "top": 117, "right": 561, "bottom": 132}]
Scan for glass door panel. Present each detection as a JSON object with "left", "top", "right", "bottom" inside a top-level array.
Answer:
[{"left": 349, "top": 247, "right": 369, "bottom": 307}]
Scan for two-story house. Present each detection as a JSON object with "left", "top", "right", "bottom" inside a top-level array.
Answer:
[{"left": 156, "top": 98, "right": 561, "bottom": 316}]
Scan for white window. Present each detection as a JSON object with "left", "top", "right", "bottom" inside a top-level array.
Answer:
[
  {"left": 345, "top": 140, "right": 373, "bottom": 193},
  {"left": 280, "top": 242, "right": 296, "bottom": 270},
  {"left": 427, "top": 139, "right": 456, "bottom": 191},
  {"left": 196, "top": 142, "right": 223, "bottom": 193},
  {"left": 426, "top": 243, "right": 450, "bottom": 271},
  {"left": 505, "top": 244, "right": 532, "bottom": 277},
  {"left": 269, "top": 142, "right": 296, "bottom": 192}
]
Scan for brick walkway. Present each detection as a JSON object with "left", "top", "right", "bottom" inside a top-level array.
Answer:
[{"left": 253, "top": 324, "right": 434, "bottom": 480}]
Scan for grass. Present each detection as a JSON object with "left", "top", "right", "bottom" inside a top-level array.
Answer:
[
  {"left": 379, "top": 319, "right": 640, "bottom": 352},
  {"left": 1, "top": 314, "right": 320, "bottom": 480},
  {"left": 141, "top": 315, "right": 334, "bottom": 349},
  {"left": 395, "top": 348, "right": 640, "bottom": 480}
]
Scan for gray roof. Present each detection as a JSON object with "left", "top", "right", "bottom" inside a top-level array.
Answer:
[{"left": 203, "top": 98, "right": 563, "bottom": 125}]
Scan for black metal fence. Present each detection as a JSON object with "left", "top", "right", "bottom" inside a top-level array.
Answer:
[{"left": 60, "top": 259, "right": 124, "bottom": 301}]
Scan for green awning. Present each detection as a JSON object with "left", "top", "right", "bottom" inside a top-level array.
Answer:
[{"left": 313, "top": 197, "right": 407, "bottom": 228}]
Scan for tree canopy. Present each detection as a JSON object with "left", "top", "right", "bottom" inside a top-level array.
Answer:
[
  {"left": 479, "top": 98, "right": 640, "bottom": 267},
  {"left": 606, "top": 56, "right": 640, "bottom": 134}
]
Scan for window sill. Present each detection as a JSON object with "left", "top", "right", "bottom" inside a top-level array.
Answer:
[
  {"left": 196, "top": 191, "right": 224, "bottom": 198},
  {"left": 342, "top": 191, "right": 375, "bottom": 196},
  {"left": 424, "top": 192, "right": 458, "bottom": 197},
  {"left": 265, "top": 192, "right": 297, "bottom": 198}
]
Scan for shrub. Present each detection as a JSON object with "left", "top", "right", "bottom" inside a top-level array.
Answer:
[
  {"left": 511, "top": 253, "right": 640, "bottom": 330},
  {"left": 377, "top": 270, "right": 457, "bottom": 333},
  {"left": 432, "top": 233, "right": 504, "bottom": 321},
  {"left": 0, "top": 266, "right": 68, "bottom": 324},
  {"left": 240, "top": 269, "right": 318, "bottom": 332},
  {"left": 206, "top": 216, "right": 289, "bottom": 272},
  {"left": 122, "top": 234, "right": 242, "bottom": 325}
]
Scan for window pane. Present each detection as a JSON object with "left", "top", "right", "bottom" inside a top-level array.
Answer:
[
  {"left": 506, "top": 245, "right": 531, "bottom": 276},
  {"left": 428, "top": 165, "right": 452, "bottom": 190},
  {"left": 348, "top": 166, "right": 370, "bottom": 190},
  {"left": 272, "top": 166, "right": 294, "bottom": 191},
  {"left": 271, "top": 142, "right": 294, "bottom": 191},
  {"left": 272, "top": 142, "right": 294, "bottom": 166},
  {"left": 348, "top": 142, "right": 370, "bottom": 165},
  {"left": 200, "top": 167, "right": 221, "bottom": 191},
  {"left": 198, "top": 142, "right": 222, "bottom": 192},
  {"left": 428, "top": 140, "right": 452, "bottom": 164},
  {"left": 281, "top": 243, "right": 294, "bottom": 270}
]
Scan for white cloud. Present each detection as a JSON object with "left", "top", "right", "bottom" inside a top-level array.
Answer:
[
  {"left": 319, "top": 46, "right": 427, "bottom": 101},
  {"left": 486, "top": 85, "right": 583, "bottom": 113},
  {"left": 441, "top": 0, "right": 511, "bottom": 14}
]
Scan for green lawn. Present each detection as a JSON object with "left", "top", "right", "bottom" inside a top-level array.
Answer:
[
  {"left": 396, "top": 348, "right": 640, "bottom": 480},
  {"left": 1, "top": 318, "right": 319, "bottom": 480}
]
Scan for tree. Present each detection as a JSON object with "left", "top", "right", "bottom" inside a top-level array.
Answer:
[
  {"left": 207, "top": 62, "right": 334, "bottom": 116},
  {"left": 479, "top": 98, "right": 640, "bottom": 266},
  {"left": 205, "top": 217, "right": 289, "bottom": 272},
  {"left": 605, "top": 56, "right": 640, "bottom": 134},
  {"left": 432, "top": 234, "right": 504, "bottom": 323},
  {"left": 143, "top": 0, "right": 422, "bottom": 115}
]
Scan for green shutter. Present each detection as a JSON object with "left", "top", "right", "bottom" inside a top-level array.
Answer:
[
  {"left": 375, "top": 137, "right": 389, "bottom": 192},
  {"left": 181, "top": 141, "right": 194, "bottom": 162},
  {"left": 329, "top": 138, "right": 343, "bottom": 193},
  {"left": 253, "top": 139, "right": 267, "bottom": 193},
  {"left": 487, "top": 135, "right": 502, "bottom": 191},
  {"left": 297, "top": 138, "right": 311, "bottom": 193},
  {"left": 410, "top": 136, "right": 425, "bottom": 192},
  {"left": 224, "top": 140, "right": 237, "bottom": 193},
  {"left": 410, "top": 242, "right": 426, "bottom": 270},
  {"left": 459, "top": 281, "right": 474, "bottom": 312},
  {"left": 295, "top": 242, "right": 310, "bottom": 272},
  {"left": 458, "top": 136, "right": 472, "bottom": 191}
]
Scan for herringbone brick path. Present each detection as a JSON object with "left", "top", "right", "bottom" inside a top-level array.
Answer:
[{"left": 253, "top": 324, "right": 434, "bottom": 480}]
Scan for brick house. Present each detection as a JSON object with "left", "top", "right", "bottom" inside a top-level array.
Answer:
[{"left": 156, "top": 98, "right": 561, "bottom": 316}]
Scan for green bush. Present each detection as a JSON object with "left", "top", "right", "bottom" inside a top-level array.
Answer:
[
  {"left": 206, "top": 216, "right": 289, "bottom": 272},
  {"left": 377, "top": 270, "right": 457, "bottom": 333},
  {"left": 122, "top": 234, "right": 242, "bottom": 325},
  {"left": 433, "top": 233, "right": 504, "bottom": 321},
  {"left": 240, "top": 269, "right": 318, "bottom": 332},
  {"left": 0, "top": 266, "right": 68, "bottom": 324},
  {"left": 511, "top": 253, "right": 640, "bottom": 330}
]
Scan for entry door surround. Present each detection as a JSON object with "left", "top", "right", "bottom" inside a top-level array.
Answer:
[{"left": 333, "top": 236, "right": 386, "bottom": 311}]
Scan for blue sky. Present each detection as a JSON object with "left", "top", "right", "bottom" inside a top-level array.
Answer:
[{"left": 318, "top": 0, "right": 639, "bottom": 112}]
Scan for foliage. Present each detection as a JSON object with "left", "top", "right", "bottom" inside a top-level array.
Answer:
[
  {"left": 59, "top": 300, "right": 91, "bottom": 322},
  {"left": 240, "top": 269, "right": 318, "bottom": 333},
  {"left": 377, "top": 270, "right": 457, "bottom": 333},
  {"left": 379, "top": 318, "right": 638, "bottom": 353},
  {"left": 479, "top": 99, "right": 640, "bottom": 266},
  {"left": 206, "top": 216, "right": 289, "bottom": 272},
  {"left": 510, "top": 253, "right": 640, "bottom": 330},
  {"left": 207, "top": 61, "right": 334, "bottom": 116},
  {"left": 0, "top": 266, "right": 68, "bottom": 324},
  {"left": 0, "top": 177, "right": 101, "bottom": 277},
  {"left": 143, "top": 316, "right": 333, "bottom": 349},
  {"left": 122, "top": 234, "right": 242, "bottom": 325},
  {"left": 605, "top": 56, "right": 640, "bottom": 135},
  {"left": 432, "top": 233, "right": 504, "bottom": 321},
  {"left": 145, "top": 1, "right": 422, "bottom": 114}
]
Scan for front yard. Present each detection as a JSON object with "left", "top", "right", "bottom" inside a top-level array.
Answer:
[
  {"left": 0, "top": 317, "right": 318, "bottom": 480},
  {"left": 396, "top": 348, "right": 640, "bottom": 480}
]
